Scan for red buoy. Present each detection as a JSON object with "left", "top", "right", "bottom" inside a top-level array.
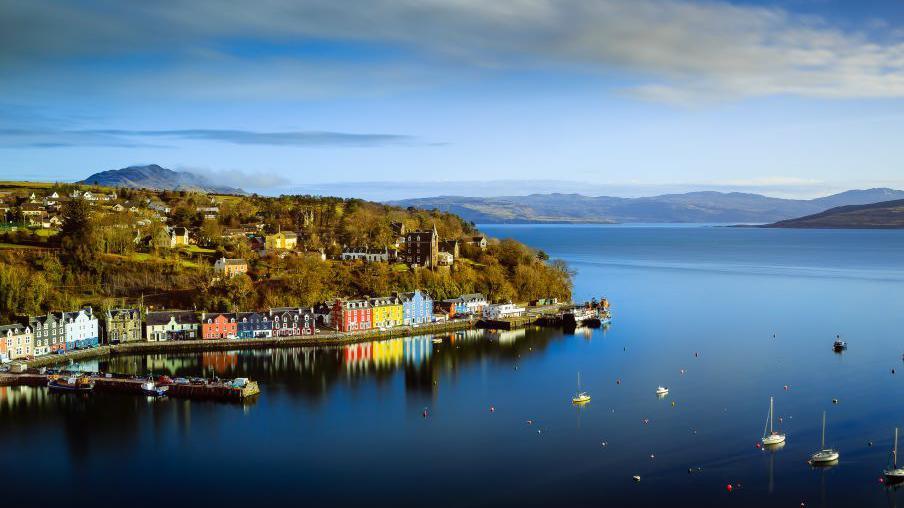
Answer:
[{"left": 726, "top": 484, "right": 733, "bottom": 492}]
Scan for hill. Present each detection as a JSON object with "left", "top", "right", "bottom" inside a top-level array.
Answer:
[
  {"left": 765, "top": 199, "right": 904, "bottom": 229},
  {"left": 79, "top": 164, "right": 245, "bottom": 195},
  {"left": 388, "top": 188, "right": 904, "bottom": 224}
]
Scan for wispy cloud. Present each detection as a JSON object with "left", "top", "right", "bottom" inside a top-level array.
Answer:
[
  {"left": 5, "top": 1, "right": 904, "bottom": 103},
  {"left": 0, "top": 128, "right": 418, "bottom": 148}
]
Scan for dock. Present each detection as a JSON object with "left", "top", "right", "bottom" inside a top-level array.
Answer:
[{"left": 0, "top": 373, "right": 260, "bottom": 402}]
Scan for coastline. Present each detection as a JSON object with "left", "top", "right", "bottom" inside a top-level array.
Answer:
[{"left": 22, "top": 313, "right": 546, "bottom": 369}]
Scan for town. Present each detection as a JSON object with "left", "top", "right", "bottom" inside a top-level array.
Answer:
[{"left": 0, "top": 181, "right": 577, "bottom": 364}]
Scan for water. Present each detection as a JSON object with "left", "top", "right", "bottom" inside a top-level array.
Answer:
[{"left": 3, "top": 224, "right": 904, "bottom": 507}]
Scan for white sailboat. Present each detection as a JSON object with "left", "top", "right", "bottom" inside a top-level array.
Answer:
[
  {"left": 809, "top": 411, "right": 839, "bottom": 465},
  {"left": 572, "top": 371, "right": 590, "bottom": 404},
  {"left": 762, "top": 396, "right": 786, "bottom": 446},
  {"left": 885, "top": 428, "right": 904, "bottom": 483}
]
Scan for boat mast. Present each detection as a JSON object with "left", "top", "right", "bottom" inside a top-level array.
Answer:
[
  {"left": 769, "top": 397, "right": 774, "bottom": 435},
  {"left": 895, "top": 428, "right": 899, "bottom": 468},
  {"left": 821, "top": 411, "right": 826, "bottom": 449},
  {"left": 577, "top": 372, "right": 581, "bottom": 392}
]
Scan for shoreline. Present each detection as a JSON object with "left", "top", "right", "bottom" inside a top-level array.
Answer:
[{"left": 22, "top": 313, "right": 545, "bottom": 369}]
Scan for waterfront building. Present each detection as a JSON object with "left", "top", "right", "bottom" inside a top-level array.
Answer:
[
  {"left": 312, "top": 302, "right": 333, "bottom": 328},
  {"left": 404, "top": 225, "right": 438, "bottom": 267},
  {"left": 441, "top": 293, "right": 488, "bottom": 317},
  {"left": 265, "top": 231, "right": 298, "bottom": 251},
  {"left": 484, "top": 302, "right": 526, "bottom": 319},
  {"left": 236, "top": 312, "right": 272, "bottom": 338},
  {"left": 145, "top": 310, "right": 199, "bottom": 341},
  {"left": 331, "top": 299, "right": 372, "bottom": 332},
  {"left": 104, "top": 308, "right": 142, "bottom": 344},
  {"left": 29, "top": 313, "right": 65, "bottom": 354},
  {"left": 270, "top": 308, "right": 315, "bottom": 336},
  {"left": 201, "top": 313, "right": 237, "bottom": 339},
  {"left": 213, "top": 257, "right": 248, "bottom": 277},
  {"left": 62, "top": 307, "right": 99, "bottom": 349},
  {"left": 370, "top": 296, "right": 404, "bottom": 329},
  {"left": 398, "top": 290, "right": 433, "bottom": 325},
  {"left": 0, "top": 324, "right": 32, "bottom": 361}
]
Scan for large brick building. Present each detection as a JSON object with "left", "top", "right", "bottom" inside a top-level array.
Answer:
[{"left": 404, "top": 225, "right": 438, "bottom": 268}]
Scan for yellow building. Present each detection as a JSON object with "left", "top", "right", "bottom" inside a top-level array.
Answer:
[
  {"left": 370, "top": 296, "right": 404, "bottom": 329},
  {"left": 265, "top": 231, "right": 298, "bottom": 251}
]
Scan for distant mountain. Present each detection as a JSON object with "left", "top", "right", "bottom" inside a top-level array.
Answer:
[
  {"left": 79, "top": 164, "right": 245, "bottom": 194},
  {"left": 765, "top": 199, "right": 904, "bottom": 229},
  {"left": 388, "top": 188, "right": 904, "bottom": 224}
]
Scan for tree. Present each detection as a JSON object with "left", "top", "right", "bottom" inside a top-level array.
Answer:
[{"left": 60, "top": 198, "right": 99, "bottom": 271}]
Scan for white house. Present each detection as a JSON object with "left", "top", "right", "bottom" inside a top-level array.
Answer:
[
  {"left": 484, "top": 302, "right": 526, "bottom": 320},
  {"left": 62, "top": 307, "right": 100, "bottom": 349},
  {"left": 461, "top": 293, "right": 488, "bottom": 315},
  {"left": 341, "top": 246, "right": 392, "bottom": 263}
]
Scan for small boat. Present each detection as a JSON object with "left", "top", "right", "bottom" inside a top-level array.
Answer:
[
  {"left": 809, "top": 411, "right": 839, "bottom": 465},
  {"left": 833, "top": 335, "right": 847, "bottom": 351},
  {"left": 48, "top": 376, "right": 94, "bottom": 393},
  {"left": 141, "top": 381, "right": 168, "bottom": 397},
  {"left": 432, "top": 338, "right": 443, "bottom": 344},
  {"left": 572, "top": 371, "right": 591, "bottom": 404},
  {"left": 762, "top": 396, "right": 786, "bottom": 446},
  {"left": 885, "top": 428, "right": 904, "bottom": 483},
  {"left": 655, "top": 386, "right": 669, "bottom": 396}
]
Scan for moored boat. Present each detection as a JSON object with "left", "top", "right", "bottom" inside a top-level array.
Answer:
[
  {"left": 809, "top": 411, "right": 839, "bottom": 465},
  {"left": 762, "top": 396, "right": 786, "bottom": 446},
  {"left": 885, "top": 428, "right": 904, "bottom": 483},
  {"left": 48, "top": 375, "right": 94, "bottom": 393},
  {"left": 833, "top": 335, "right": 847, "bottom": 351},
  {"left": 141, "top": 381, "right": 169, "bottom": 397},
  {"left": 572, "top": 371, "right": 591, "bottom": 404},
  {"left": 655, "top": 386, "right": 669, "bottom": 397}
]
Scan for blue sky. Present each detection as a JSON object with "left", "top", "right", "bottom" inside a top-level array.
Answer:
[{"left": 3, "top": 0, "right": 904, "bottom": 199}]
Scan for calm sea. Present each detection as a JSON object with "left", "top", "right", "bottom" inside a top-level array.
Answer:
[{"left": 3, "top": 224, "right": 904, "bottom": 507}]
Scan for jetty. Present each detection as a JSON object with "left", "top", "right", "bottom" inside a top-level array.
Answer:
[{"left": 0, "top": 372, "right": 260, "bottom": 403}]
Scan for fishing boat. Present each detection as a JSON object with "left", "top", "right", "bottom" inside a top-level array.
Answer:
[
  {"left": 833, "top": 335, "right": 847, "bottom": 351},
  {"left": 141, "top": 381, "right": 168, "bottom": 397},
  {"left": 762, "top": 396, "right": 786, "bottom": 446},
  {"left": 885, "top": 428, "right": 904, "bottom": 483},
  {"left": 572, "top": 372, "right": 590, "bottom": 404},
  {"left": 48, "top": 375, "right": 94, "bottom": 393},
  {"left": 655, "top": 386, "right": 669, "bottom": 396},
  {"left": 809, "top": 411, "right": 839, "bottom": 465}
]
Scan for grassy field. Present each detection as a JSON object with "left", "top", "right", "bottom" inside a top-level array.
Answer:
[{"left": 0, "top": 242, "right": 44, "bottom": 250}]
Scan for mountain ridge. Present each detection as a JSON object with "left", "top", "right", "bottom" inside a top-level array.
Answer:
[
  {"left": 79, "top": 164, "right": 246, "bottom": 195},
  {"left": 764, "top": 198, "right": 904, "bottom": 229},
  {"left": 387, "top": 188, "right": 904, "bottom": 224}
]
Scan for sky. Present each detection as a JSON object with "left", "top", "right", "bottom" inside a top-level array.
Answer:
[{"left": 3, "top": 0, "right": 904, "bottom": 200}]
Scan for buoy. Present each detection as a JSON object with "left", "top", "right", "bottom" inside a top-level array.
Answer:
[
  {"left": 755, "top": 442, "right": 762, "bottom": 449},
  {"left": 694, "top": 352, "right": 698, "bottom": 357},
  {"left": 649, "top": 453, "right": 655, "bottom": 460},
  {"left": 527, "top": 419, "right": 533, "bottom": 425},
  {"left": 601, "top": 441, "right": 607, "bottom": 447},
  {"left": 726, "top": 484, "right": 733, "bottom": 492},
  {"left": 671, "top": 401, "right": 676, "bottom": 407},
  {"left": 832, "top": 398, "right": 838, "bottom": 404},
  {"left": 893, "top": 369, "right": 896, "bottom": 375},
  {"left": 616, "top": 379, "right": 621, "bottom": 385},
  {"left": 784, "top": 385, "right": 789, "bottom": 390},
  {"left": 869, "top": 441, "right": 873, "bottom": 447},
  {"left": 423, "top": 409, "right": 429, "bottom": 418}
]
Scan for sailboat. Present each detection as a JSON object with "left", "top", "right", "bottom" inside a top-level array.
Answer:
[
  {"left": 809, "top": 411, "right": 839, "bottom": 465},
  {"left": 572, "top": 372, "right": 590, "bottom": 404},
  {"left": 884, "top": 428, "right": 904, "bottom": 483},
  {"left": 762, "top": 396, "right": 786, "bottom": 446}
]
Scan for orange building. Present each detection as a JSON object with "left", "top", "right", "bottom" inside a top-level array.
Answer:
[{"left": 201, "top": 313, "right": 237, "bottom": 339}]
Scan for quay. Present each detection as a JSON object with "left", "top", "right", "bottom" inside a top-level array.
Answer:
[{"left": 0, "top": 373, "right": 260, "bottom": 402}]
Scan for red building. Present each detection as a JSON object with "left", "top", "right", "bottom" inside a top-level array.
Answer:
[
  {"left": 201, "top": 313, "right": 237, "bottom": 339},
  {"left": 331, "top": 299, "right": 372, "bottom": 332}
]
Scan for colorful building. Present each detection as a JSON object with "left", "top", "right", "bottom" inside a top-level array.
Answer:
[
  {"left": 370, "top": 296, "right": 404, "bottom": 329},
  {"left": 0, "top": 324, "right": 32, "bottom": 361},
  {"left": 270, "top": 308, "right": 315, "bottom": 336},
  {"left": 213, "top": 257, "right": 248, "bottom": 277},
  {"left": 104, "top": 308, "right": 142, "bottom": 344},
  {"left": 331, "top": 299, "right": 372, "bottom": 332},
  {"left": 201, "top": 313, "right": 237, "bottom": 339},
  {"left": 145, "top": 311, "right": 200, "bottom": 341},
  {"left": 236, "top": 312, "right": 272, "bottom": 338},
  {"left": 265, "top": 231, "right": 298, "bottom": 251},
  {"left": 29, "top": 313, "right": 64, "bottom": 355},
  {"left": 63, "top": 307, "right": 99, "bottom": 350},
  {"left": 398, "top": 290, "right": 433, "bottom": 325}
]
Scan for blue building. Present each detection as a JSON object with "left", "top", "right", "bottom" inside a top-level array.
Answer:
[
  {"left": 236, "top": 312, "right": 272, "bottom": 339},
  {"left": 398, "top": 290, "right": 433, "bottom": 325}
]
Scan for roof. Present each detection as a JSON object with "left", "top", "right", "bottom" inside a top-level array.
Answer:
[
  {"left": 460, "top": 293, "right": 486, "bottom": 302},
  {"left": 106, "top": 308, "right": 140, "bottom": 319},
  {"left": 0, "top": 323, "right": 29, "bottom": 334},
  {"left": 398, "top": 290, "right": 431, "bottom": 301},
  {"left": 343, "top": 246, "right": 389, "bottom": 254},
  {"left": 146, "top": 310, "right": 198, "bottom": 326},
  {"left": 217, "top": 258, "right": 247, "bottom": 265},
  {"left": 370, "top": 296, "right": 401, "bottom": 306},
  {"left": 172, "top": 226, "right": 188, "bottom": 236}
]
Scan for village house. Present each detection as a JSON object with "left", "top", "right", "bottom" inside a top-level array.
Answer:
[
  {"left": 441, "top": 293, "right": 488, "bottom": 317},
  {"left": 148, "top": 200, "right": 171, "bottom": 214},
  {"left": 201, "top": 313, "right": 237, "bottom": 339},
  {"left": 370, "top": 296, "right": 404, "bottom": 329},
  {"left": 440, "top": 239, "right": 460, "bottom": 258},
  {"left": 270, "top": 308, "right": 315, "bottom": 336},
  {"left": 236, "top": 312, "right": 272, "bottom": 339},
  {"left": 265, "top": 231, "right": 298, "bottom": 251},
  {"left": 169, "top": 226, "right": 189, "bottom": 247},
  {"left": 341, "top": 246, "right": 393, "bottom": 263},
  {"left": 19, "top": 203, "right": 46, "bottom": 225},
  {"left": 437, "top": 251, "right": 454, "bottom": 266},
  {"left": 484, "top": 302, "right": 526, "bottom": 320},
  {"left": 0, "top": 324, "right": 33, "bottom": 362},
  {"left": 467, "top": 235, "right": 488, "bottom": 250},
  {"left": 41, "top": 215, "right": 63, "bottom": 229},
  {"left": 196, "top": 206, "right": 219, "bottom": 220},
  {"left": 29, "top": 313, "right": 65, "bottom": 354},
  {"left": 331, "top": 299, "right": 372, "bottom": 332},
  {"left": 404, "top": 225, "right": 439, "bottom": 267},
  {"left": 213, "top": 257, "right": 248, "bottom": 277},
  {"left": 62, "top": 307, "right": 99, "bottom": 350},
  {"left": 397, "top": 290, "right": 433, "bottom": 325},
  {"left": 145, "top": 310, "right": 199, "bottom": 341},
  {"left": 104, "top": 308, "right": 142, "bottom": 344}
]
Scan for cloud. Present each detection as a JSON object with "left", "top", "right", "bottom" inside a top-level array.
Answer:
[
  {"left": 0, "top": 128, "right": 418, "bottom": 148},
  {"left": 5, "top": 0, "right": 904, "bottom": 103},
  {"left": 180, "top": 167, "right": 291, "bottom": 189}
]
